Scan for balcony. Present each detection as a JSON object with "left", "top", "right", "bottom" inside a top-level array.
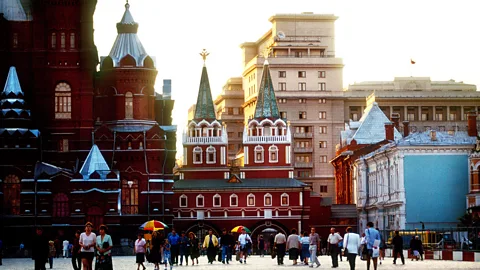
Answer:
[
  {"left": 294, "top": 162, "right": 313, "bottom": 168},
  {"left": 183, "top": 136, "right": 226, "bottom": 144},
  {"left": 244, "top": 135, "right": 289, "bottom": 143},
  {"left": 293, "top": 132, "right": 313, "bottom": 138},
  {"left": 294, "top": 147, "right": 313, "bottom": 153}
]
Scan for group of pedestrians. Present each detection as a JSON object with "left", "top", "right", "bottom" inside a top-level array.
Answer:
[
  {"left": 31, "top": 222, "right": 113, "bottom": 270},
  {"left": 272, "top": 227, "right": 322, "bottom": 268}
]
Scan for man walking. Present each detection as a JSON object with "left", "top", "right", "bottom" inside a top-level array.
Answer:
[
  {"left": 274, "top": 230, "right": 286, "bottom": 265},
  {"left": 71, "top": 231, "right": 81, "bottom": 270},
  {"left": 202, "top": 229, "right": 218, "bottom": 264},
  {"left": 392, "top": 231, "right": 404, "bottom": 265},
  {"left": 220, "top": 229, "right": 234, "bottom": 264},
  {"left": 327, "top": 227, "right": 343, "bottom": 268},
  {"left": 32, "top": 227, "right": 48, "bottom": 270},
  {"left": 365, "top": 222, "right": 381, "bottom": 270},
  {"left": 308, "top": 227, "right": 321, "bottom": 268},
  {"left": 168, "top": 228, "right": 180, "bottom": 265},
  {"left": 179, "top": 231, "right": 189, "bottom": 266}
]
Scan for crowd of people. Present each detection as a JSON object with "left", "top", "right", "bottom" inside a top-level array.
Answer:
[{"left": 0, "top": 221, "right": 437, "bottom": 270}]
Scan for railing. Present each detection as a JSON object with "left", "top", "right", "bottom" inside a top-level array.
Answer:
[
  {"left": 294, "top": 147, "right": 313, "bottom": 153},
  {"left": 183, "top": 136, "right": 226, "bottom": 144},
  {"left": 294, "top": 162, "right": 313, "bottom": 168},
  {"left": 244, "top": 135, "right": 288, "bottom": 143},
  {"left": 293, "top": 132, "right": 313, "bottom": 138}
]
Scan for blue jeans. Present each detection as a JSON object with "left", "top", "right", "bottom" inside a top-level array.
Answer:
[{"left": 222, "top": 246, "right": 229, "bottom": 262}]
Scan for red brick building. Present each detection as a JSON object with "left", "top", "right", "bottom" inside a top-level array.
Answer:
[
  {"left": 173, "top": 58, "right": 326, "bottom": 241},
  {"left": 0, "top": 1, "right": 176, "bottom": 246}
]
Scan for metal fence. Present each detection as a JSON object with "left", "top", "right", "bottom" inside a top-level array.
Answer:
[{"left": 378, "top": 227, "right": 480, "bottom": 251}]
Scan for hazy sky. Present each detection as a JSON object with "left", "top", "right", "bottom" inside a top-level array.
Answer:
[{"left": 94, "top": 0, "right": 480, "bottom": 155}]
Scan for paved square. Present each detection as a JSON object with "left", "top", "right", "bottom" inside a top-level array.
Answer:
[{"left": 2, "top": 255, "right": 479, "bottom": 269}]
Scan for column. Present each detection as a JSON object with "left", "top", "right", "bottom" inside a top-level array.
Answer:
[
  {"left": 418, "top": 106, "right": 422, "bottom": 121},
  {"left": 307, "top": 47, "right": 311, "bottom": 57},
  {"left": 389, "top": 106, "right": 393, "bottom": 117},
  {"left": 461, "top": 106, "right": 464, "bottom": 120},
  {"left": 288, "top": 48, "right": 291, "bottom": 57},
  {"left": 433, "top": 106, "right": 436, "bottom": 121},
  {"left": 404, "top": 106, "right": 408, "bottom": 121},
  {"left": 447, "top": 106, "right": 450, "bottom": 121}
]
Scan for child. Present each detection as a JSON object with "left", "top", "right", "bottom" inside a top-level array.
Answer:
[
  {"left": 48, "top": 240, "right": 56, "bottom": 269},
  {"left": 163, "top": 238, "right": 172, "bottom": 270},
  {"left": 135, "top": 233, "right": 147, "bottom": 270}
]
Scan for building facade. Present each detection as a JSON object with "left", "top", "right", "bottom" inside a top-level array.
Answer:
[
  {"left": 354, "top": 123, "right": 477, "bottom": 231},
  {"left": 214, "top": 77, "right": 244, "bottom": 162},
  {"left": 0, "top": 1, "right": 176, "bottom": 245},
  {"left": 240, "top": 13, "right": 344, "bottom": 203},
  {"left": 174, "top": 57, "right": 326, "bottom": 241}
]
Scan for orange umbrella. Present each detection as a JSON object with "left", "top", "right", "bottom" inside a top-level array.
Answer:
[
  {"left": 139, "top": 220, "right": 168, "bottom": 231},
  {"left": 231, "top": 226, "right": 251, "bottom": 233}
]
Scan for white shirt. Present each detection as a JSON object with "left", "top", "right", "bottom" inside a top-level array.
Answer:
[
  {"left": 63, "top": 240, "right": 69, "bottom": 250},
  {"left": 80, "top": 232, "right": 96, "bottom": 252},
  {"left": 274, "top": 233, "right": 286, "bottom": 244},
  {"left": 328, "top": 233, "right": 343, "bottom": 245},
  {"left": 343, "top": 233, "right": 361, "bottom": 254},
  {"left": 238, "top": 234, "right": 251, "bottom": 245}
]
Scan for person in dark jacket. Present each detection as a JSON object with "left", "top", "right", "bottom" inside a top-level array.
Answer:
[
  {"left": 32, "top": 227, "right": 49, "bottom": 270},
  {"left": 392, "top": 231, "right": 404, "bottom": 265},
  {"left": 71, "top": 230, "right": 82, "bottom": 270}
]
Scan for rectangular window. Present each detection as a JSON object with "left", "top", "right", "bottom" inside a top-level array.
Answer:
[
  {"left": 278, "top": 71, "right": 286, "bottom": 78},
  {"left": 70, "top": 33, "right": 75, "bottom": 49},
  {"left": 180, "top": 197, "right": 187, "bottom": 207},
  {"left": 278, "top": 82, "right": 286, "bottom": 91},
  {"left": 319, "top": 126, "right": 327, "bottom": 134},
  {"left": 295, "top": 51, "right": 303, "bottom": 58},
  {"left": 228, "top": 107, "right": 234, "bottom": 114},
  {"left": 60, "top": 32, "right": 66, "bottom": 49},
  {"left": 297, "top": 171, "right": 310, "bottom": 177},
  {"left": 230, "top": 196, "right": 238, "bottom": 206},
  {"left": 299, "top": 98, "right": 306, "bottom": 103},
  {"left": 280, "top": 111, "right": 287, "bottom": 118},
  {"left": 238, "top": 132, "right": 243, "bottom": 138},
  {"left": 197, "top": 196, "right": 204, "bottom": 207},
  {"left": 319, "top": 98, "right": 326, "bottom": 104},
  {"left": 278, "top": 98, "right": 287, "bottom": 104},
  {"left": 214, "top": 196, "right": 221, "bottom": 207},
  {"left": 319, "top": 111, "right": 327, "bottom": 119},
  {"left": 228, "top": 144, "right": 235, "bottom": 151},
  {"left": 298, "top": 82, "right": 306, "bottom": 91},
  {"left": 228, "top": 132, "right": 234, "bottom": 137},
  {"left": 407, "top": 113, "right": 415, "bottom": 121},
  {"left": 319, "top": 141, "right": 327, "bottom": 148},
  {"left": 265, "top": 196, "right": 272, "bottom": 206},
  {"left": 320, "top": 185, "right": 328, "bottom": 193},
  {"left": 435, "top": 113, "right": 443, "bottom": 121},
  {"left": 51, "top": 33, "right": 56, "bottom": 49},
  {"left": 318, "top": 71, "right": 326, "bottom": 78},
  {"left": 298, "top": 71, "right": 306, "bottom": 78},
  {"left": 318, "top": 82, "right": 326, "bottom": 91},
  {"left": 55, "top": 94, "right": 72, "bottom": 119},
  {"left": 299, "top": 111, "right": 307, "bottom": 119},
  {"left": 421, "top": 113, "right": 428, "bottom": 121},
  {"left": 239, "top": 107, "right": 244, "bottom": 114},
  {"left": 449, "top": 113, "right": 456, "bottom": 121},
  {"left": 248, "top": 196, "right": 255, "bottom": 206},
  {"left": 320, "top": 155, "right": 328, "bottom": 163}
]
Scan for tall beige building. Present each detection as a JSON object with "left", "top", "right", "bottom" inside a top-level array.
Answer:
[
  {"left": 240, "top": 13, "right": 344, "bottom": 203},
  {"left": 214, "top": 77, "right": 244, "bottom": 161},
  {"left": 344, "top": 77, "right": 480, "bottom": 133}
]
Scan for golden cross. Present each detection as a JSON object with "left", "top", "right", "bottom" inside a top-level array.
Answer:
[{"left": 200, "top": 49, "right": 210, "bottom": 64}]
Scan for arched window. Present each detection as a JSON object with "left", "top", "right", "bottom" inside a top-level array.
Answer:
[
  {"left": 264, "top": 193, "right": 272, "bottom": 206},
  {"left": 121, "top": 179, "right": 139, "bottom": 214},
  {"left": 281, "top": 193, "right": 289, "bottom": 206},
  {"left": 51, "top": 33, "right": 56, "bottom": 49},
  {"left": 230, "top": 194, "right": 238, "bottom": 207},
  {"left": 254, "top": 145, "right": 264, "bottom": 163},
  {"left": 247, "top": 193, "right": 255, "bottom": 206},
  {"left": 179, "top": 194, "right": 188, "bottom": 208},
  {"left": 53, "top": 193, "right": 69, "bottom": 217},
  {"left": 206, "top": 146, "right": 216, "bottom": 164},
  {"left": 196, "top": 194, "right": 204, "bottom": 207},
  {"left": 193, "top": 146, "right": 202, "bottom": 164},
  {"left": 60, "top": 32, "right": 66, "bottom": 48},
  {"left": 55, "top": 82, "right": 72, "bottom": 119},
  {"left": 213, "top": 194, "right": 221, "bottom": 207},
  {"left": 70, "top": 33, "right": 75, "bottom": 49},
  {"left": 4, "top": 175, "right": 21, "bottom": 215},
  {"left": 269, "top": 145, "right": 279, "bottom": 163},
  {"left": 125, "top": 92, "right": 133, "bottom": 119}
]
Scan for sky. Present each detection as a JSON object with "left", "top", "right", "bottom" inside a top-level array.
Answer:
[{"left": 93, "top": 0, "right": 480, "bottom": 156}]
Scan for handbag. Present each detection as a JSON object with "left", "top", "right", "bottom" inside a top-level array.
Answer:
[
  {"left": 271, "top": 247, "right": 277, "bottom": 259},
  {"left": 343, "top": 234, "right": 349, "bottom": 255}
]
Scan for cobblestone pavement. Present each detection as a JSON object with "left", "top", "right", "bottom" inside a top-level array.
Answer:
[{"left": 2, "top": 255, "right": 479, "bottom": 270}]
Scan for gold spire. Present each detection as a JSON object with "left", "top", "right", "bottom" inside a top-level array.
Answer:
[{"left": 200, "top": 49, "right": 209, "bottom": 65}]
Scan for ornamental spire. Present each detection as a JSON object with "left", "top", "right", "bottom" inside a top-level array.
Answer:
[
  {"left": 193, "top": 50, "right": 216, "bottom": 120},
  {"left": 253, "top": 60, "right": 280, "bottom": 119}
]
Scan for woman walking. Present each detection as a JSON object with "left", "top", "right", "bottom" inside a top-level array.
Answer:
[
  {"left": 48, "top": 240, "right": 56, "bottom": 269},
  {"left": 95, "top": 224, "right": 113, "bottom": 270},
  {"left": 286, "top": 229, "right": 301, "bottom": 265},
  {"left": 148, "top": 231, "right": 162, "bottom": 270},
  {"left": 258, "top": 235, "right": 265, "bottom": 257},
  {"left": 300, "top": 231, "right": 310, "bottom": 265},
  {"left": 79, "top": 222, "right": 96, "bottom": 270},
  {"left": 188, "top": 232, "right": 200, "bottom": 265},
  {"left": 343, "top": 227, "right": 360, "bottom": 270},
  {"left": 134, "top": 233, "right": 147, "bottom": 270}
]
